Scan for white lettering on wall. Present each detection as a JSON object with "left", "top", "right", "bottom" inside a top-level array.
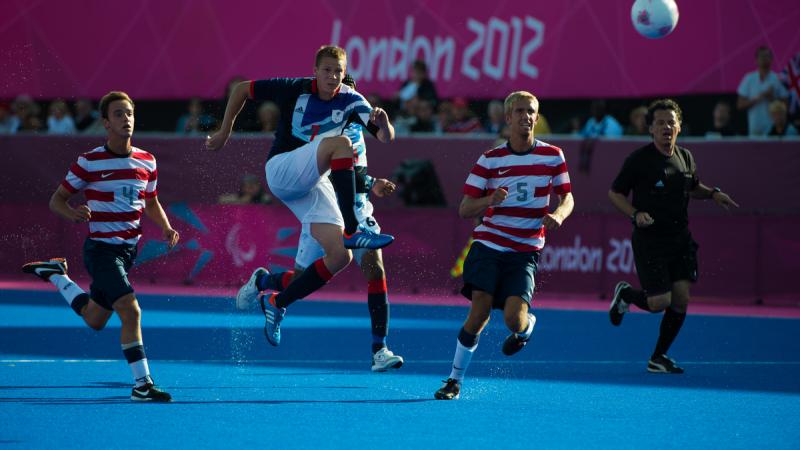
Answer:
[
  {"left": 539, "top": 236, "right": 637, "bottom": 274},
  {"left": 330, "top": 15, "right": 543, "bottom": 83}
]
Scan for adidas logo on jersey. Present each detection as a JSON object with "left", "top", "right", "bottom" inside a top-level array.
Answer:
[
  {"left": 295, "top": 107, "right": 304, "bottom": 114},
  {"left": 655, "top": 180, "right": 665, "bottom": 187}
]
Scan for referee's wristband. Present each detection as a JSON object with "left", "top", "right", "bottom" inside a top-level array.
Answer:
[
  {"left": 630, "top": 210, "right": 639, "bottom": 224},
  {"left": 710, "top": 186, "right": 721, "bottom": 199}
]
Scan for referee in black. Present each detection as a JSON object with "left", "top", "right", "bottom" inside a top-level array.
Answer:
[{"left": 607, "top": 99, "right": 739, "bottom": 373}]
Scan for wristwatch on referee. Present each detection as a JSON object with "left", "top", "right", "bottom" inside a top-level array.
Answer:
[{"left": 710, "top": 186, "right": 721, "bottom": 199}]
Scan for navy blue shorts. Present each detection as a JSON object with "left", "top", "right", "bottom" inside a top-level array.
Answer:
[
  {"left": 82, "top": 238, "right": 137, "bottom": 311},
  {"left": 460, "top": 241, "right": 539, "bottom": 309},
  {"left": 632, "top": 230, "right": 698, "bottom": 296}
]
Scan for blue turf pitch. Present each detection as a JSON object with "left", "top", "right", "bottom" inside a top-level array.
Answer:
[{"left": 1, "top": 289, "right": 799, "bottom": 449}]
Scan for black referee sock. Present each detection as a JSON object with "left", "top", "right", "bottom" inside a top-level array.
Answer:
[
  {"left": 329, "top": 157, "right": 359, "bottom": 235},
  {"left": 621, "top": 286, "right": 653, "bottom": 312},
  {"left": 653, "top": 307, "right": 687, "bottom": 358}
]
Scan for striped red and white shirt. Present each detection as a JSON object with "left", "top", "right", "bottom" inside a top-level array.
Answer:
[
  {"left": 463, "top": 140, "right": 571, "bottom": 252},
  {"left": 61, "top": 146, "right": 157, "bottom": 245}
]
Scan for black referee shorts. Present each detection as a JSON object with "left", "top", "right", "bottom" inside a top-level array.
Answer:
[
  {"left": 632, "top": 230, "right": 698, "bottom": 296},
  {"left": 83, "top": 238, "right": 138, "bottom": 311},
  {"left": 460, "top": 241, "right": 539, "bottom": 309}
]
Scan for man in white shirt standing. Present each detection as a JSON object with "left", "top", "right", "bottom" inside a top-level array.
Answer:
[{"left": 737, "top": 46, "right": 789, "bottom": 136}]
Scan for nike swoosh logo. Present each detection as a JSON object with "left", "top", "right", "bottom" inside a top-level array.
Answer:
[
  {"left": 101, "top": 172, "right": 113, "bottom": 178},
  {"left": 498, "top": 169, "right": 511, "bottom": 175}
]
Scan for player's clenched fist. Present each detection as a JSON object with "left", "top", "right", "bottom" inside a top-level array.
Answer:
[{"left": 489, "top": 187, "right": 508, "bottom": 206}]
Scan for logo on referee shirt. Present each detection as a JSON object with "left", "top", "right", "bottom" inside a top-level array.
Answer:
[{"left": 332, "top": 109, "right": 344, "bottom": 123}]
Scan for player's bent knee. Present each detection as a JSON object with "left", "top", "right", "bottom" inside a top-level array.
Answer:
[{"left": 648, "top": 294, "right": 671, "bottom": 312}]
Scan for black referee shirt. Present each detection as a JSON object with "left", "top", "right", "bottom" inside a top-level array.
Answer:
[{"left": 611, "top": 143, "right": 700, "bottom": 236}]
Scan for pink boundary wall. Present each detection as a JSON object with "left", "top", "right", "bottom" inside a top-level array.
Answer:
[
  {"left": 1, "top": 205, "right": 797, "bottom": 306},
  {"left": 1, "top": 135, "right": 798, "bottom": 306}
]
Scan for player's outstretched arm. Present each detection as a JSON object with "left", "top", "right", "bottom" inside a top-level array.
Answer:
[
  {"left": 144, "top": 196, "right": 180, "bottom": 248},
  {"left": 458, "top": 188, "right": 507, "bottom": 219},
  {"left": 691, "top": 183, "right": 739, "bottom": 210},
  {"left": 49, "top": 185, "right": 91, "bottom": 223},
  {"left": 205, "top": 81, "right": 251, "bottom": 151},
  {"left": 370, "top": 107, "right": 395, "bottom": 143},
  {"left": 543, "top": 192, "right": 574, "bottom": 230}
]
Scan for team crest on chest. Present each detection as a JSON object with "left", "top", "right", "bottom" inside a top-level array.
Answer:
[{"left": 332, "top": 109, "right": 344, "bottom": 123}]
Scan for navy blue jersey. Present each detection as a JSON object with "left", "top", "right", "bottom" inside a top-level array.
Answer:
[{"left": 250, "top": 78, "right": 379, "bottom": 160}]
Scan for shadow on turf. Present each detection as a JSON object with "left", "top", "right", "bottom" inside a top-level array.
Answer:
[{"left": 0, "top": 396, "right": 434, "bottom": 406}]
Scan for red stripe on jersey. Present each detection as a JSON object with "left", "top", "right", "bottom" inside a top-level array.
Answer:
[
  {"left": 69, "top": 163, "right": 91, "bottom": 182},
  {"left": 86, "top": 168, "right": 151, "bottom": 183},
  {"left": 149, "top": 169, "right": 158, "bottom": 181},
  {"left": 470, "top": 164, "right": 492, "bottom": 178},
  {"left": 84, "top": 189, "right": 114, "bottom": 201},
  {"left": 552, "top": 162, "right": 568, "bottom": 176},
  {"left": 533, "top": 146, "right": 562, "bottom": 157},
  {"left": 490, "top": 164, "right": 560, "bottom": 178},
  {"left": 481, "top": 221, "right": 545, "bottom": 239},
  {"left": 61, "top": 180, "right": 78, "bottom": 193},
  {"left": 534, "top": 185, "right": 551, "bottom": 197},
  {"left": 89, "top": 227, "right": 142, "bottom": 240},
  {"left": 484, "top": 147, "right": 511, "bottom": 158},
  {"left": 488, "top": 206, "right": 547, "bottom": 219},
  {"left": 554, "top": 182, "right": 572, "bottom": 195},
  {"left": 463, "top": 184, "right": 484, "bottom": 198},
  {"left": 82, "top": 151, "right": 154, "bottom": 162},
  {"left": 472, "top": 231, "right": 541, "bottom": 252},
  {"left": 90, "top": 210, "right": 143, "bottom": 222},
  {"left": 144, "top": 190, "right": 157, "bottom": 199}
]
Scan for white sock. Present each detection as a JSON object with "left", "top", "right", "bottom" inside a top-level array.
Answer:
[
  {"left": 129, "top": 359, "right": 151, "bottom": 387},
  {"left": 515, "top": 314, "right": 536, "bottom": 340},
  {"left": 50, "top": 274, "right": 87, "bottom": 306},
  {"left": 448, "top": 339, "right": 477, "bottom": 381}
]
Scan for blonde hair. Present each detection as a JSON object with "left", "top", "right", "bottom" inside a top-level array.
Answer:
[
  {"left": 503, "top": 91, "right": 539, "bottom": 115},
  {"left": 315, "top": 45, "right": 347, "bottom": 67},
  {"left": 99, "top": 91, "right": 134, "bottom": 119}
]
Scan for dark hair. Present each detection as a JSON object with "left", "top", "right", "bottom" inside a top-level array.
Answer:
[
  {"left": 99, "top": 91, "right": 134, "bottom": 119},
  {"left": 343, "top": 73, "right": 356, "bottom": 90},
  {"left": 412, "top": 59, "right": 428, "bottom": 73},
  {"left": 756, "top": 46, "right": 772, "bottom": 57},
  {"left": 646, "top": 99, "right": 682, "bottom": 125}
]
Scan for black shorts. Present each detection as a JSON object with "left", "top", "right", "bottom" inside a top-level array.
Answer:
[
  {"left": 632, "top": 230, "right": 698, "bottom": 296},
  {"left": 461, "top": 241, "right": 539, "bottom": 309},
  {"left": 82, "top": 238, "right": 138, "bottom": 311}
]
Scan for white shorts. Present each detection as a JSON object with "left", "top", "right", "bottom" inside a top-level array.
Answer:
[
  {"left": 295, "top": 201, "right": 381, "bottom": 269},
  {"left": 265, "top": 139, "right": 344, "bottom": 227}
]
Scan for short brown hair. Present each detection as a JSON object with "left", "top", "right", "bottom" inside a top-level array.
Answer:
[
  {"left": 99, "top": 91, "right": 134, "bottom": 119},
  {"left": 503, "top": 91, "right": 539, "bottom": 116},
  {"left": 315, "top": 45, "right": 347, "bottom": 67},
  {"left": 646, "top": 98, "right": 682, "bottom": 125}
]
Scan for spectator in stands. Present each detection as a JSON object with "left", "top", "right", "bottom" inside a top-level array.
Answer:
[
  {"left": 444, "top": 97, "right": 482, "bottom": 133},
  {"left": 46, "top": 99, "right": 76, "bottom": 134},
  {"left": 410, "top": 98, "right": 436, "bottom": 133},
  {"left": 218, "top": 174, "right": 273, "bottom": 205},
  {"left": 11, "top": 95, "right": 43, "bottom": 132},
  {"left": 73, "top": 98, "right": 101, "bottom": 133},
  {"left": 484, "top": 100, "right": 506, "bottom": 135},
  {"left": 626, "top": 106, "right": 649, "bottom": 136},
  {"left": 767, "top": 100, "right": 798, "bottom": 137},
  {"left": 737, "top": 46, "right": 789, "bottom": 136},
  {"left": 581, "top": 100, "right": 623, "bottom": 138},
  {"left": 0, "top": 103, "right": 14, "bottom": 134},
  {"left": 176, "top": 98, "right": 215, "bottom": 134},
  {"left": 397, "top": 59, "right": 438, "bottom": 108},
  {"left": 704, "top": 101, "right": 738, "bottom": 137},
  {"left": 258, "top": 101, "right": 280, "bottom": 133},
  {"left": 393, "top": 96, "right": 418, "bottom": 136}
]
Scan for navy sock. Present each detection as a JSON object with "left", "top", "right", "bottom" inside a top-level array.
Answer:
[
  {"left": 372, "top": 335, "right": 387, "bottom": 354},
  {"left": 621, "top": 286, "right": 653, "bottom": 312},
  {"left": 275, "top": 260, "right": 332, "bottom": 309},
  {"left": 70, "top": 293, "right": 90, "bottom": 316},
  {"left": 653, "top": 307, "right": 687, "bottom": 358},
  {"left": 257, "top": 270, "right": 294, "bottom": 292},
  {"left": 329, "top": 157, "right": 358, "bottom": 235},
  {"left": 458, "top": 327, "right": 479, "bottom": 347}
]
